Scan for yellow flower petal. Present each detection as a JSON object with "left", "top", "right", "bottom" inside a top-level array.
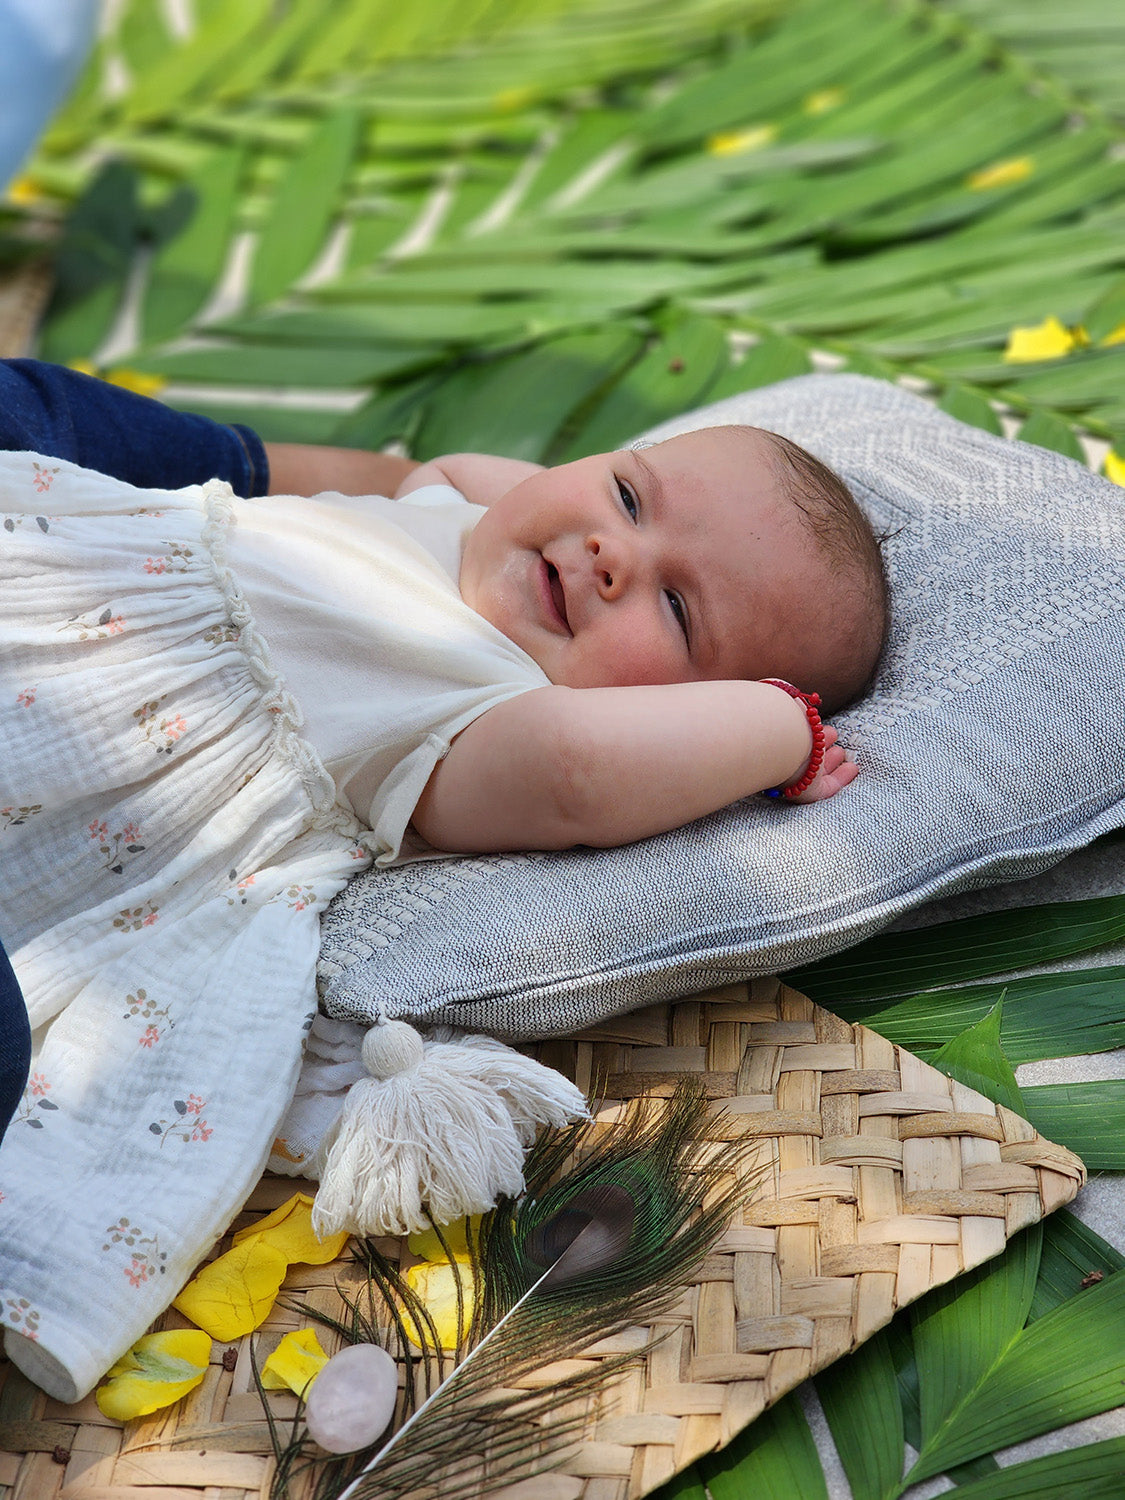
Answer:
[
  {"left": 1100, "top": 321, "right": 1125, "bottom": 348},
  {"left": 968, "top": 156, "right": 1033, "bottom": 191},
  {"left": 232, "top": 1192, "right": 349, "bottom": 1266},
  {"left": 1003, "top": 316, "right": 1076, "bottom": 363},
  {"left": 106, "top": 368, "right": 168, "bottom": 399},
  {"left": 804, "top": 88, "right": 844, "bottom": 115},
  {"left": 707, "top": 124, "right": 777, "bottom": 157},
  {"left": 67, "top": 359, "right": 99, "bottom": 377},
  {"left": 96, "top": 1329, "right": 212, "bottom": 1422},
  {"left": 5, "top": 175, "right": 42, "bottom": 206},
  {"left": 1104, "top": 450, "right": 1125, "bottom": 488},
  {"left": 260, "top": 1327, "right": 330, "bottom": 1397},
  {"left": 402, "top": 1258, "right": 474, "bottom": 1351},
  {"left": 406, "top": 1216, "right": 479, "bottom": 1263},
  {"left": 173, "top": 1239, "right": 288, "bottom": 1339},
  {"left": 493, "top": 86, "right": 535, "bottom": 112}
]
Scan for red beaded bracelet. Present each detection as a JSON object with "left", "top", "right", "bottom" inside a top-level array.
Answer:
[{"left": 760, "top": 679, "right": 825, "bottom": 799}]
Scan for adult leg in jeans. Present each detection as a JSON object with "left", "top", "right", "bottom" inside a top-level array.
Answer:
[{"left": 0, "top": 942, "right": 31, "bottom": 1140}]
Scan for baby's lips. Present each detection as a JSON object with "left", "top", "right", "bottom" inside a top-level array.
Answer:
[{"left": 538, "top": 554, "right": 572, "bottom": 634}]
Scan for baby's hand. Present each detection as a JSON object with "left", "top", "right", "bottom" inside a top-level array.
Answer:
[{"left": 787, "top": 725, "right": 858, "bottom": 804}]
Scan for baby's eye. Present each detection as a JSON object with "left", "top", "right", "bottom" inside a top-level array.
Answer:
[
  {"left": 617, "top": 479, "right": 638, "bottom": 521},
  {"left": 666, "top": 590, "right": 689, "bottom": 644}
]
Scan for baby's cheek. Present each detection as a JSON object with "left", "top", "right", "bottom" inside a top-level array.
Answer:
[{"left": 578, "top": 628, "right": 688, "bottom": 689}]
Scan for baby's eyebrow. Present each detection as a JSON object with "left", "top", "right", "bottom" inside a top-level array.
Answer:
[{"left": 632, "top": 451, "right": 664, "bottom": 506}]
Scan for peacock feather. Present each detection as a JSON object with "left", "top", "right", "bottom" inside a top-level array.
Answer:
[{"left": 267, "top": 1079, "right": 764, "bottom": 1500}]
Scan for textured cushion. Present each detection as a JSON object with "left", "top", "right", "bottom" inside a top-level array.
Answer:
[{"left": 317, "top": 374, "right": 1125, "bottom": 1039}]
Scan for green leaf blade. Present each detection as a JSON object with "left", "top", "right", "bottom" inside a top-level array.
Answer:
[{"left": 248, "top": 107, "right": 362, "bottom": 309}]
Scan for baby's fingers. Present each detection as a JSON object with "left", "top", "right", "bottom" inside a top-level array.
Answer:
[{"left": 789, "top": 739, "right": 857, "bottom": 803}]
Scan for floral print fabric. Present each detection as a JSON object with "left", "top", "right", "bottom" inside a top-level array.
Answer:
[{"left": 0, "top": 451, "right": 367, "bottom": 1403}]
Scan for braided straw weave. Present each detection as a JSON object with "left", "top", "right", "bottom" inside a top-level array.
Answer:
[{"left": 0, "top": 978, "right": 1084, "bottom": 1499}]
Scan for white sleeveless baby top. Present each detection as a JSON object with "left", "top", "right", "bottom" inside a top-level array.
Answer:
[{"left": 225, "top": 483, "right": 549, "bottom": 864}]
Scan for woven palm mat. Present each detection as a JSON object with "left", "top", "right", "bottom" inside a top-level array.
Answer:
[{"left": 0, "top": 977, "right": 1085, "bottom": 1499}]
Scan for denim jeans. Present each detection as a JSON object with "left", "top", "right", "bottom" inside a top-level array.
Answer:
[
  {"left": 0, "top": 359, "right": 269, "bottom": 497},
  {"left": 0, "top": 941, "right": 30, "bottom": 1141}
]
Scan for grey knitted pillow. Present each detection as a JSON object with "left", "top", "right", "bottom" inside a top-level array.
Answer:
[{"left": 317, "top": 374, "right": 1125, "bottom": 1039}]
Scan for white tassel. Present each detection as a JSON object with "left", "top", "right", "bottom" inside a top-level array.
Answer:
[{"left": 311, "top": 1019, "right": 589, "bottom": 1239}]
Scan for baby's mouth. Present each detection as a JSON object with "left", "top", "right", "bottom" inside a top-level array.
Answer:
[{"left": 545, "top": 561, "right": 570, "bottom": 630}]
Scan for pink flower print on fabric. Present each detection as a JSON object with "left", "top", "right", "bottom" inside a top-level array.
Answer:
[
  {"left": 126, "top": 1258, "right": 150, "bottom": 1286},
  {"left": 134, "top": 697, "right": 187, "bottom": 755},
  {"left": 122, "top": 989, "right": 174, "bottom": 1047},
  {"left": 13, "top": 1074, "right": 59, "bottom": 1131},
  {"left": 149, "top": 1095, "right": 213, "bottom": 1147},
  {"left": 103, "top": 1218, "right": 168, "bottom": 1286},
  {"left": 3, "top": 1296, "right": 41, "bottom": 1340},
  {"left": 281, "top": 884, "right": 317, "bottom": 913},
  {"left": 61, "top": 606, "right": 125, "bottom": 641},
  {"left": 143, "top": 541, "right": 193, "bottom": 576},
  {"left": 113, "top": 902, "right": 159, "bottom": 933},
  {"left": 226, "top": 870, "right": 256, "bottom": 908},
  {"left": 16, "top": 688, "right": 35, "bottom": 708},
  {"left": 203, "top": 621, "right": 240, "bottom": 648},
  {"left": 90, "top": 817, "right": 146, "bottom": 874},
  {"left": 31, "top": 461, "right": 58, "bottom": 493}
]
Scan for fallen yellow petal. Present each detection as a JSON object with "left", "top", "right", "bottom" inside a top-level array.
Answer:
[
  {"left": 106, "top": 368, "right": 168, "bottom": 399},
  {"left": 707, "top": 124, "right": 777, "bottom": 157},
  {"left": 232, "top": 1192, "right": 349, "bottom": 1266},
  {"left": 402, "top": 1258, "right": 474, "bottom": 1351},
  {"left": 1003, "top": 316, "right": 1076, "bottom": 363},
  {"left": 96, "top": 1329, "right": 212, "bottom": 1422},
  {"left": 173, "top": 1239, "right": 288, "bottom": 1339},
  {"left": 804, "top": 88, "right": 844, "bottom": 115},
  {"left": 406, "top": 1216, "right": 479, "bottom": 1263},
  {"left": 1104, "top": 450, "right": 1125, "bottom": 487},
  {"left": 261, "top": 1327, "right": 330, "bottom": 1397},
  {"left": 968, "top": 156, "right": 1033, "bottom": 191}
]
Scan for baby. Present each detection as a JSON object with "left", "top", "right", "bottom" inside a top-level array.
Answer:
[{"left": 393, "top": 425, "right": 887, "bottom": 853}]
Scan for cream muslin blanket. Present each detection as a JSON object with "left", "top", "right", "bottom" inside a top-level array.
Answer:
[{"left": 0, "top": 450, "right": 368, "bottom": 1402}]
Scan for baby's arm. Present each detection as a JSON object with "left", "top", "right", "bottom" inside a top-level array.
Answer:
[
  {"left": 264, "top": 447, "right": 538, "bottom": 504},
  {"left": 411, "top": 680, "right": 855, "bottom": 854},
  {"left": 395, "top": 453, "right": 543, "bottom": 506},
  {"left": 265, "top": 443, "right": 420, "bottom": 497}
]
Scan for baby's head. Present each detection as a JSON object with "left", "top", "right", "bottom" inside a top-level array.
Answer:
[{"left": 459, "top": 424, "right": 888, "bottom": 712}]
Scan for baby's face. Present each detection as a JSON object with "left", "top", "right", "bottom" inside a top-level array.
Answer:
[{"left": 459, "top": 426, "right": 831, "bottom": 692}]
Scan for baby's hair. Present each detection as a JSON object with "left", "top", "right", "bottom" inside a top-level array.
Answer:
[{"left": 762, "top": 429, "right": 891, "bottom": 713}]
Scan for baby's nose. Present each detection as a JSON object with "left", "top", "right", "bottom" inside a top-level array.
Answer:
[{"left": 586, "top": 534, "right": 627, "bottom": 597}]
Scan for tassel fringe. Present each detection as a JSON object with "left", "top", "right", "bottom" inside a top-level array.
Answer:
[{"left": 311, "top": 1020, "right": 588, "bottom": 1238}]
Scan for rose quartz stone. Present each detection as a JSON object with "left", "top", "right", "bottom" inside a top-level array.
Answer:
[{"left": 305, "top": 1342, "right": 398, "bottom": 1453}]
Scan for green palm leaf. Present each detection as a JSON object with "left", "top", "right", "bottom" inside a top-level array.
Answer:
[{"left": 699, "top": 1390, "right": 830, "bottom": 1500}]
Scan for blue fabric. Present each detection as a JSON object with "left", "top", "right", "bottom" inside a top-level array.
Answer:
[
  {"left": 0, "top": 942, "right": 30, "bottom": 1143},
  {"left": 0, "top": 360, "right": 270, "bottom": 497},
  {"left": 0, "top": 1, "right": 99, "bottom": 190}
]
